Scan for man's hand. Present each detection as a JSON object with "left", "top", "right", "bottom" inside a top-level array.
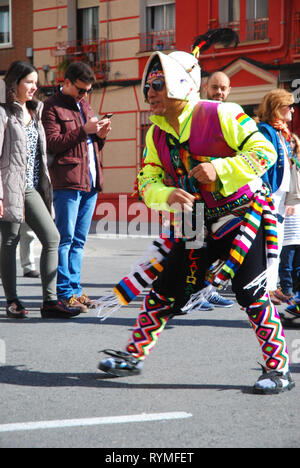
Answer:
[
  {"left": 167, "top": 188, "right": 195, "bottom": 212},
  {"left": 0, "top": 200, "right": 3, "bottom": 218},
  {"left": 96, "top": 118, "right": 112, "bottom": 139},
  {"left": 189, "top": 162, "right": 218, "bottom": 184},
  {"left": 83, "top": 116, "right": 112, "bottom": 138},
  {"left": 84, "top": 116, "right": 100, "bottom": 135}
]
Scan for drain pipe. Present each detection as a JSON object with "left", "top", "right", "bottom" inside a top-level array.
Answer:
[{"left": 106, "top": 0, "right": 110, "bottom": 78}]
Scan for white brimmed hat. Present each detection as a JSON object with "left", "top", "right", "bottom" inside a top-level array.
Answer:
[{"left": 142, "top": 50, "right": 201, "bottom": 102}]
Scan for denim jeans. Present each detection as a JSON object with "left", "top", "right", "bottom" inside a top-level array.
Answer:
[
  {"left": 53, "top": 189, "right": 98, "bottom": 299},
  {"left": 279, "top": 244, "right": 300, "bottom": 295}
]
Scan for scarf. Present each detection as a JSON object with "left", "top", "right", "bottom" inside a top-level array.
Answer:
[{"left": 270, "top": 119, "right": 291, "bottom": 142}]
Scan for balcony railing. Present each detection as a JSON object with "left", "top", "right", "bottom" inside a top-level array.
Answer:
[
  {"left": 246, "top": 17, "right": 269, "bottom": 41},
  {"left": 139, "top": 30, "right": 176, "bottom": 52},
  {"left": 52, "top": 38, "right": 108, "bottom": 82},
  {"left": 219, "top": 17, "right": 269, "bottom": 43}
]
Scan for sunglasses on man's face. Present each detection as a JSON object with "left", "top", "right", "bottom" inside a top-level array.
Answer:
[
  {"left": 143, "top": 79, "right": 165, "bottom": 99},
  {"left": 72, "top": 82, "right": 93, "bottom": 95}
]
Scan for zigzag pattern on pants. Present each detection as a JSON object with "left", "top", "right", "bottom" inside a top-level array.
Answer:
[
  {"left": 126, "top": 290, "right": 174, "bottom": 360},
  {"left": 247, "top": 297, "right": 289, "bottom": 372}
]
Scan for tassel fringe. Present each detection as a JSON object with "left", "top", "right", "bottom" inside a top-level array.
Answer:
[
  {"left": 181, "top": 284, "right": 216, "bottom": 313},
  {"left": 93, "top": 294, "right": 123, "bottom": 322},
  {"left": 243, "top": 268, "right": 270, "bottom": 295}
]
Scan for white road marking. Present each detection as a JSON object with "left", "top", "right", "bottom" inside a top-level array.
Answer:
[{"left": 0, "top": 412, "right": 192, "bottom": 433}]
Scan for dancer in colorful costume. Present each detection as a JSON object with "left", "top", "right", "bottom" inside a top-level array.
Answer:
[{"left": 98, "top": 31, "right": 295, "bottom": 394}]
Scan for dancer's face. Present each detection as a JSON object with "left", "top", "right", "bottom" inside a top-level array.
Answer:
[
  {"left": 145, "top": 76, "right": 185, "bottom": 118},
  {"left": 145, "top": 76, "right": 169, "bottom": 116}
]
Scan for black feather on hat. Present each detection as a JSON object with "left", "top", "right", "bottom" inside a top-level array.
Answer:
[{"left": 192, "top": 28, "right": 239, "bottom": 58}]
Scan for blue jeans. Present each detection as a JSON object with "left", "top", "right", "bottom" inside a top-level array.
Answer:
[
  {"left": 53, "top": 189, "right": 98, "bottom": 299},
  {"left": 279, "top": 244, "right": 300, "bottom": 295}
]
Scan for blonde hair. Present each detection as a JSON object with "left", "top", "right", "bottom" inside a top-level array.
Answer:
[
  {"left": 256, "top": 88, "right": 294, "bottom": 123},
  {"left": 291, "top": 133, "right": 300, "bottom": 161}
]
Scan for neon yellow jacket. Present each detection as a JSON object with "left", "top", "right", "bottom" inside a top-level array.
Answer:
[{"left": 138, "top": 100, "right": 277, "bottom": 212}]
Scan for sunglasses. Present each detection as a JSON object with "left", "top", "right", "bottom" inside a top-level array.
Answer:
[
  {"left": 72, "top": 82, "right": 93, "bottom": 95},
  {"left": 143, "top": 78, "right": 165, "bottom": 98}
]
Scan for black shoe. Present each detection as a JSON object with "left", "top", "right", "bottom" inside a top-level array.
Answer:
[
  {"left": 40, "top": 300, "right": 82, "bottom": 319},
  {"left": 98, "top": 349, "right": 143, "bottom": 377},
  {"left": 23, "top": 270, "right": 40, "bottom": 278},
  {"left": 253, "top": 366, "right": 295, "bottom": 394},
  {"left": 6, "top": 300, "right": 28, "bottom": 319}
]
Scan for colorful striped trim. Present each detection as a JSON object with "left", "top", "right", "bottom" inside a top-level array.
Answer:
[
  {"left": 236, "top": 112, "right": 252, "bottom": 126},
  {"left": 111, "top": 235, "right": 174, "bottom": 306},
  {"left": 212, "top": 186, "right": 278, "bottom": 287}
]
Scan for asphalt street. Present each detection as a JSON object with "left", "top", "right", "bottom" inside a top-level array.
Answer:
[{"left": 0, "top": 234, "right": 300, "bottom": 449}]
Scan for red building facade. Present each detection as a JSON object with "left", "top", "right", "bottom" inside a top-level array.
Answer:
[{"left": 173, "top": 0, "right": 300, "bottom": 134}]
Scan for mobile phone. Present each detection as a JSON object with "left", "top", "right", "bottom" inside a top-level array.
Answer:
[{"left": 102, "top": 113, "right": 113, "bottom": 119}]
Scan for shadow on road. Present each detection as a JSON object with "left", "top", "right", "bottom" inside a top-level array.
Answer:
[
  {"left": 0, "top": 364, "right": 255, "bottom": 393},
  {"left": 0, "top": 314, "right": 250, "bottom": 329}
]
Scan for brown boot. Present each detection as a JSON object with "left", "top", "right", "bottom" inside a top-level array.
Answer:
[
  {"left": 77, "top": 293, "right": 94, "bottom": 308},
  {"left": 269, "top": 291, "right": 282, "bottom": 305},
  {"left": 274, "top": 288, "right": 293, "bottom": 303},
  {"left": 63, "top": 295, "right": 88, "bottom": 313}
]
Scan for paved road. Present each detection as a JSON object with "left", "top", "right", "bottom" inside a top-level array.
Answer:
[{"left": 0, "top": 235, "right": 299, "bottom": 449}]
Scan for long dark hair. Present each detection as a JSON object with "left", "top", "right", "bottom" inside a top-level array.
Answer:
[{"left": 4, "top": 61, "right": 39, "bottom": 112}]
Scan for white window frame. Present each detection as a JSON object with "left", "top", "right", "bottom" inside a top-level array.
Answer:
[
  {"left": 77, "top": 6, "right": 99, "bottom": 42},
  {"left": 246, "top": 0, "right": 268, "bottom": 20},
  {"left": 145, "top": 1, "right": 175, "bottom": 33},
  {"left": 0, "top": 0, "right": 12, "bottom": 48},
  {"left": 219, "top": 0, "right": 240, "bottom": 25}
]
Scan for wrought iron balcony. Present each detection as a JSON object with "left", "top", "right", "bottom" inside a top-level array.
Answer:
[
  {"left": 52, "top": 38, "right": 108, "bottom": 82},
  {"left": 139, "top": 30, "right": 176, "bottom": 52},
  {"left": 246, "top": 17, "right": 269, "bottom": 41},
  {"left": 219, "top": 17, "right": 269, "bottom": 43}
]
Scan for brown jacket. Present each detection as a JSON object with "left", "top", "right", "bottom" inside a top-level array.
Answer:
[{"left": 42, "top": 89, "right": 104, "bottom": 192}]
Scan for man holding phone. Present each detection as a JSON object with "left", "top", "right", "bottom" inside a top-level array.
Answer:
[{"left": 42, "top": 61, "right": 111, "bottom": 311}]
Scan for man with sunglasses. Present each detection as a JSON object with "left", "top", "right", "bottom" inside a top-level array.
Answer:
[
  {"left": 99, "top": 50, "right": 295, "bottom": 394},
  {"left": 42, "top": 62, "right": 111, "bottom": 312}
]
